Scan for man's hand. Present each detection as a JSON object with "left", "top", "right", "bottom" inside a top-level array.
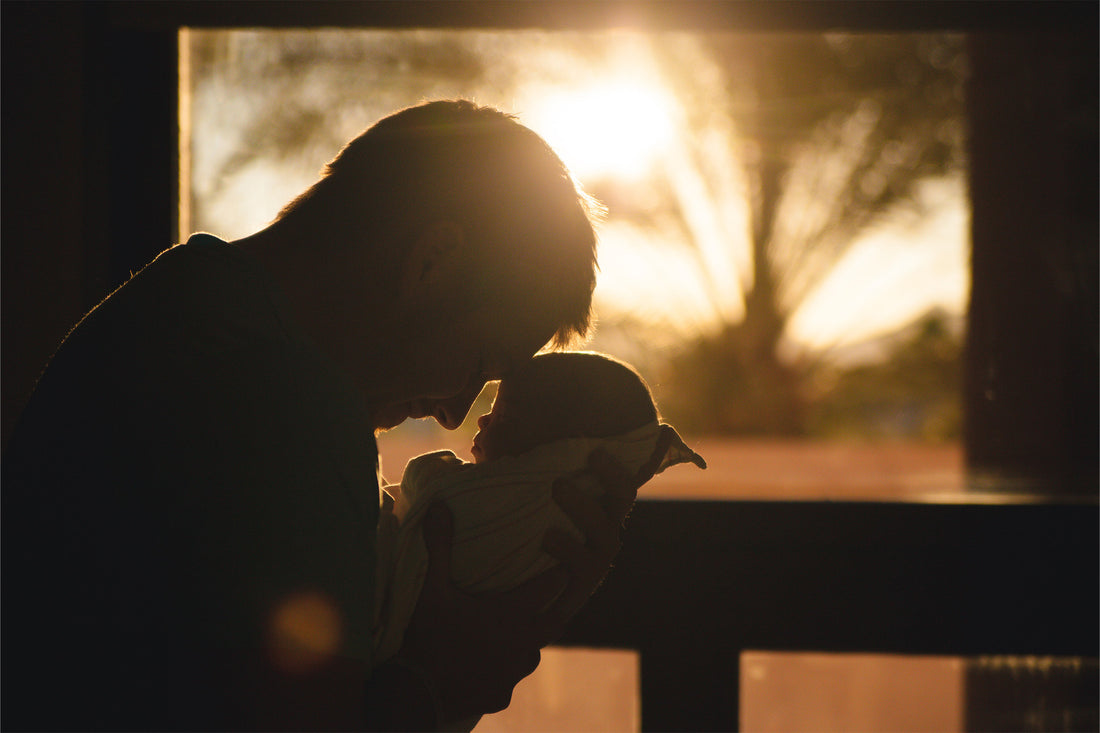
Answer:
[
  {"left": 394, "top": 503, "right": 568, "bottom": 726},
  {"left": 538, "top": 429, "right": 673, "bottom": 639},
  {"left": 388, "top": 433, "right": 672, "bottom": 727}
]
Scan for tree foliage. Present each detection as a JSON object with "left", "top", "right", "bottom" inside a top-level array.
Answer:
[
  {"left": 187, "top": 29, "right": 969, "bottom": 440},
  {"left": 649, "top": 33, "right": 968, "bottom": 436},
  {"left": 805, "top": 310, "right": 963, "bottom": 441}
]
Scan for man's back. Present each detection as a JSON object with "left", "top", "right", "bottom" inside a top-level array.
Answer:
[{"left": 2, "top": 236, "right": 379, "bottom": 730}]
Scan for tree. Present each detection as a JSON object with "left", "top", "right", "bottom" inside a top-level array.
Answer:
[
  {"left": 643, "top": 33, "right": 968, "bottom": 435},
  {"left": 185, "top": 29, "right": 969, "bottom": 438},
  {"left": 805, "top": 309, "right": 964, "bottom": 441}
]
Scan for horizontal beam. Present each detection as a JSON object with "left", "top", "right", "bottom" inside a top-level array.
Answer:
[
  {"left": 101, "top": 0, "right": 1098, "bottom": 32},
  {"left": 564, "top": 499, "right": 1098, "bottom": 655},
  {"left": 558, "top": 499, "right": 1098, "bottom": 730}
]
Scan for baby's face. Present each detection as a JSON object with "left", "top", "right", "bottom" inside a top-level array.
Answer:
[{"left": 470, "top": 382, "right": 564, "bottom": 463}]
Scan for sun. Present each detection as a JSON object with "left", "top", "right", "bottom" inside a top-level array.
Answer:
[{"left": 523, "top": 77, "right": 678, "bottom": 182}]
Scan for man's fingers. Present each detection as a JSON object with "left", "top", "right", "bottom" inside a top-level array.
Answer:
[
  {"left": 422, "top": 502, "right": 455, "bottom": 592},
  {"left": 498, "top": 565, "right": 569, "bottom": 617},
  {"left": 587, "top": 450, "right": 639, "bottom": 524},
  {"left": 587, "top": 448, "right": 634, "bottom": 486},
  {"left": 553, "top": 479, "right": 611, "bottom": 541},
  {"left": 531, "top": 448, "right": 656, "bottom": 642},
  {"left": 536, "top": 569, "right": 598, "bottom": 636},
  {"left": 539, "top": 529, "right": 615, "bottom": 636},
  {"left": 542, "top": 528, "right": 589, "bottom": 569}
]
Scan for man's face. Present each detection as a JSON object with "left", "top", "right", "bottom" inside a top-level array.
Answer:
[{"left": 369, "top": 304, "right": 558, "bottom": 432}]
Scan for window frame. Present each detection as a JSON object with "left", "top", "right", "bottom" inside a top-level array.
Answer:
[{"left": 7, "top": 3, "right": 1096, "bottom": 730}]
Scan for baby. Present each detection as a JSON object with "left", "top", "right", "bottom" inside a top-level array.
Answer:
[{"left": 373, "top": 351, "right": 705, "bottom": 666}]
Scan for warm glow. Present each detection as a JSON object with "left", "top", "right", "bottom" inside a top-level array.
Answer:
[
  {"left": 268, "top": 591, "right": 344, "bottom": 673},
  {"left": 475, "top": 647, "right": 639, "bottom": 732},
  {"left": 787, "top": 177, "right": 970, "bottom": 357},
  {"left": 524, "top": 78, "right": 678, "bottom": 182},
  {"left": 185, "top": 27, "right": 970, "bottom": 362}
]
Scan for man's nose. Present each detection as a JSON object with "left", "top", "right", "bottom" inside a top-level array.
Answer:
[
  {"left": 432, "top": 382, "right": 484, "bottom": 430},
  {"left": 477, "top": 413, "right": 491, "bottom": 429}
]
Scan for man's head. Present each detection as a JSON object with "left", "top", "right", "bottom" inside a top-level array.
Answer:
[
  {"left": 472, "top": 352, "right": 658, "bottom": 463},
  {"left": 273, "top": 101, "right": 602, "bottom": 430}
]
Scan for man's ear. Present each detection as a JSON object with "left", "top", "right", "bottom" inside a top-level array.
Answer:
[{"left": 397, "top": 220, "right": 465, "bottom": 297}]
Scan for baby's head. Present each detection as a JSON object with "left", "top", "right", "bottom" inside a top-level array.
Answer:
[{"left": 471, "top": 351, "right": 657, "bottom": 464}]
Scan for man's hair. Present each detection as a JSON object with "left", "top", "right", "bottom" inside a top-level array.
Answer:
[
  {"left": 277, "top": 100, "right": 601, "bottom": 348},
  {"left": 505, "top": 351, "right": 658, "bottom": 440}
]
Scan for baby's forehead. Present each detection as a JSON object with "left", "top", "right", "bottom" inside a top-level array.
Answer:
[
  {"left": 493, "top": 377, "right": 550, "bottom": 410},
  {"left": 495, "top": 370, "right": 559, "bottom": 406},
  {"left": 498, "top": 366, "right": 574, "bottom": 401},
  {"left": 498, "top": 353, "right": 658, "bottom": 440},
  {"left": 499, "top": 366, "right": 623, "bottom": 413},
  {"left": 495, "top": 389, "right": 577, "bottom": 439}
]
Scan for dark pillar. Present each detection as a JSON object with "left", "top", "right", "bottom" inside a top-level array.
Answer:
[
  {"left": 965, "top": 656, "right": 1100, "bottom": 732},
  {"left": 964, "top": 29, "right": 1099, "bottom": 495},
  {"left": 1, "top": 2, "right": 92, "bottom": 448},
  {"left": 99, "top": 19, "right": 181, "bottom": 286},
  {"left": 639, "top": 644, "right": 740, "bottom": 732},
  {"left": 1, "top": 4, "right": 180, "bottom": 449}
]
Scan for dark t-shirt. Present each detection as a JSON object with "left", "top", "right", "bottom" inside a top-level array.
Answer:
[{"left": 2, "top": 234, "right": 380, "bottom": 730}]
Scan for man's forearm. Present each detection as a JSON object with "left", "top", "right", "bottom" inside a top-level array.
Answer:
[{"left": 364, "top": 658, "right": 440, "bottom": 731}]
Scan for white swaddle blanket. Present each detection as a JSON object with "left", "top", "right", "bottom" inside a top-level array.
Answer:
[{"left": 373, "top": 421, "right": 705, "bottom": 664}]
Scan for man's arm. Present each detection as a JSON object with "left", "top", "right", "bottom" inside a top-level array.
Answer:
[
  {"left": 385, "top": 504, "right": 568, "bottom": 727},
  {"left": 363, "top": 658, "right": 442, "bottom": 731},
  {"left": 538, "top": 437, "right": 669, "bottom": 636},
  {"left": 381, "top": 443, "right": 663, "bottom": 729}
]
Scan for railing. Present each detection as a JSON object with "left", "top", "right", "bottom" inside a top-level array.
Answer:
[{"left": 558, "top": 499, "right": 1099, "bottom": 731}]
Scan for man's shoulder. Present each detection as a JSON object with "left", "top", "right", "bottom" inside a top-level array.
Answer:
[
  {"left": 129, "top": 234, "right": 295, "bottom": 342},
  {"left": 51, "top": 234, "right": 302, "bottom": 383},
  {"left": 10, "top": 233, "right": 354, "bottom": 466}
]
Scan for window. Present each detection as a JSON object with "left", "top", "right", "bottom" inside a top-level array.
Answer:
[
  {"left": 3, "top": 6, "right": 1093, "bottom": 733},
  {"left": 182, "top": 28, "right": 971, "bottom": 502},
  {"left": 177, "top": 18, "right": 1095, "bottom": 733}
]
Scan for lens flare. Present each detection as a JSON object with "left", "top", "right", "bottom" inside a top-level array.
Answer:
[{"left": 267, "top": 590, "right": 344, "bottom": 673}]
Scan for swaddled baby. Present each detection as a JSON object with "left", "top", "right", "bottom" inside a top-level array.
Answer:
[{"left": 373, "top": 351, "right": 706, "bottom": 666}]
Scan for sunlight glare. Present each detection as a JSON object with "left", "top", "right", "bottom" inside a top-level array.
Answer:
[
  {"left": 593, "top": 220, "right": 731, "bottom": 339},
  {"left": 786, "top": 177, "right": 970, "bottom": 361},
  {"left": 524, "top": 78, "right": 677, "bottom": 182}
]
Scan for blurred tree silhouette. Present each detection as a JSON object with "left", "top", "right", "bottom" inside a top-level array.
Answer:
[
  {"left": 187, "top": 30, "right": 497, "bottom": 236},
  {"left": 805, "top": 310, "right": 963, "bottom": 441},
  {"left": 187, "top": 30, "right": 968, "bottom": 440},
  {"left": 646, "top": 33, "right": 967, "bottom": 435}
]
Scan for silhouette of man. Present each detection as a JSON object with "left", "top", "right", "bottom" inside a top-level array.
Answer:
[{"left": 3, "top": 100, "right": 649, "bottom": 731}]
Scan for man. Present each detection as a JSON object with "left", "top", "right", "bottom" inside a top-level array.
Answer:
[{"left": 2, "top": 100, "right": 656, "bottom": 730}]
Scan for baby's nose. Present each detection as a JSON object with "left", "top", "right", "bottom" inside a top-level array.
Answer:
[{"left": 477, "top": 413, "right": 491, "bottom": 429}]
